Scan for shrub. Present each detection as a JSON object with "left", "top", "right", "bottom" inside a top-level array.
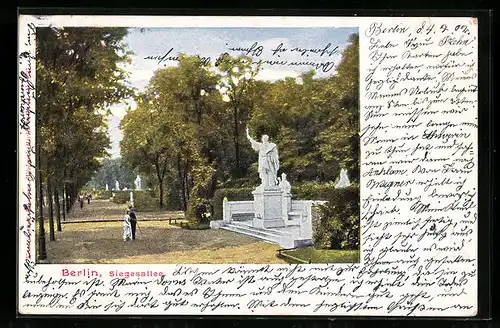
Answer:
[
  {"left": 110, "top": 191, "right": 131, "bottom": 204},
  {"left": 211, "top": 187, "right": 254, "bottom": 220},
  {"left": 314, "top": 185, "right": 360, "bottom": 250},
  {"left": 292, "top": 181, "right": 337, "bottom": 200},
  {"left": 132, "top": 190, "right": 160, "bottom": 212},
  {"left": 95, "top": 190, "right": 112, "bottom": 200},
  {"left": 181, "top": 222, "right": 211, "bottom": 230}
]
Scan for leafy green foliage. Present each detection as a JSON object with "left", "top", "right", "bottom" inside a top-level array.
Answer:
[
  {"left": 120, "top": 33, "right": 360, "bottom": 230},
  {"left": 36, "top": 27, "right": 132, "bottom": 214},
  {"left": 110, "top": 191, "right": 131, "bottom": 205},
  {"left": 95, "top": 190, "right": 112, "bottom": 200},
  {"left": 314, "top": 186, "right": 360, "bottom": 250},
  {"left": 87, "top": 157, "right": 135, "bottom": 190},
  {"left": 132, "top": 191, "right": 160, "bottom": 212},
  {"left": 291, "top": 182, "right": 337, "bottom": 200}
]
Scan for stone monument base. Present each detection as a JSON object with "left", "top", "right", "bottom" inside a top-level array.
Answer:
[
  {"left": 252, "top": 217, "right": 285, "bottom": 229},
  {"left": 252, "top": 186, "right": 284, "bottom": 227}
]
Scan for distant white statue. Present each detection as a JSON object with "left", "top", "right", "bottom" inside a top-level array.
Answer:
[
  {"left": 115, "top": 180, "right": 120, "bottom": 191},
  {"left": 135, "top": 175, "right": 142, "bottom": 190},
  {"left": 279, "top": 173, "right": 291, "bottom": 194},
  {"left": 246, "top": 128, "right": 280, "bottom": 188},
  {"left": 105, "top": 183, "right": 109, "bottom": 191},
  {"left": 335, "top": 168, "right": 351, "bottom": 188}
]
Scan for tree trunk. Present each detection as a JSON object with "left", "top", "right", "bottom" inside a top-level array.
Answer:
[
  {"left": 47, "top": 180, "right": 55, "bottom": 241},
  {"left": 158, "top": 179, "right": 164, "bottom": 209},
  {"left": 209, "top": 174, "right": 217, "bottom": 199},
  {"left": 68, "top": 184, "right": 74, "bottom": 212},
  {"left": 184, "top": 159, "right": 190, "bottom": 205},
  {"left": 62, "top": 185, "right": 66, "bottom": 221},
  {"left": 54, "top": 188, "right": 62, "bottom": 231},
  {"left": 66, "top": 184, "right": 71, "bottom": 213},
  {"left": 37, "top": 140, "right": 47, "bottom": 260},
  {"left": 330, "top": 237, "right": 341, "bottom": 250},
  {"left": 233, "top": 107, "right": 240, "bottom": 171},
  {"left": 154, "top": 157, "right": 164, "bottom": 210},
  {"left": 177, "top": 153, "right": 187, "bottom": 212}
]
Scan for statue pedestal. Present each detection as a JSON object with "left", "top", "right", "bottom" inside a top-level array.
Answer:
[
  {"left": 252, "top": 186, "right": 285, "bottom": 229},
  {"left": 282, "top": 193, "right": 292, "bottom": 220}
]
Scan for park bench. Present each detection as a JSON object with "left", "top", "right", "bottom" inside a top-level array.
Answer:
[{"left": 168, "top": 217, "right": 183, "bottom": 224}]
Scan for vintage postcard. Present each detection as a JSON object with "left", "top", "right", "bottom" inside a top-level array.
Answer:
[{"left": 18, "top": 14, "right": 478, "bottom": 316}]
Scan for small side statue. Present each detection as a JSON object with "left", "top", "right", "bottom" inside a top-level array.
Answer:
[{"left": 279, "top": 172, "right": 291, "bottom": 194}]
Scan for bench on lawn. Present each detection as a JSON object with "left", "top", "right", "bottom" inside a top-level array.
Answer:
[{"left": 168, "top": 217, "right": 183, "bottom": 224}]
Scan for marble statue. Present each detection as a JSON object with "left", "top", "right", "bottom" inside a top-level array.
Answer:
[
  {"left": 105, "top": 183, "right": 109, "bottom": 191},
  {"left": 135, "top": 175, "right": 142, "bottom": 190},
  {"left": 115, "top": 180, "right": 120, "bottom": 191},
  {"left": 246, "top": 128, "right": 279, "bottom": 188},
  {"left": 335, "top": 168, "right": 351, "bottom": 188},
  {"left": 279, "top": 172, "right": 291, "bottom": 194}
]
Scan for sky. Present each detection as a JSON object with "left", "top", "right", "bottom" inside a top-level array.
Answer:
[{"left": 107, "top": 26, "right": 358, "bottom": 158}]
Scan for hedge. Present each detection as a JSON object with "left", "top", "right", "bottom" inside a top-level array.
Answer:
[
  {"left": 314, "top": 186, "right": 360, "bottom": 250},
  {"left": 95, "top": 190, "right": 112, "bottom": 200},
  {"left": 132, "top": 190, "right": 160, "bottom": 212},
  {"left": 291, "top": 181, "right": 337, "bottom": 200},
  {"left": 212, "top": 187, "right": 254, "bottom": 220},
  {"left": 110, "top": 191, "right": 132, "bottom": 204}
]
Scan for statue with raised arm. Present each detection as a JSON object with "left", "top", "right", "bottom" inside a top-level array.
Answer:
[{"left": 246, "top": 128, "right": 280, "bottom": 188}]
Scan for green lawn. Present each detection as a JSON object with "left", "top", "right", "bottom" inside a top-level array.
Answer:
[{"left": 280, "top": 247, "right": 360, "bottom": 264}]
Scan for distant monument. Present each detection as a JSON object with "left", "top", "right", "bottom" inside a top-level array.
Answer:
[
  {"left": 105, "top": 183, "right": 109, "bottom": 191},
  {"left": 115, "top": 180, "right": 120, "bottom": 191},
  {"left": 210, "top": 128, "right": 326, "bottom": 248},
  {"left": 135, "top": 175, "right": 142, "bottom": 190},
  {"left": 335, "top": 168, "right": 351, "bottom": 188}
]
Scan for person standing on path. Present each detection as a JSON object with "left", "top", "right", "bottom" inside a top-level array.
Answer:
[
  {"left": 123, "top": 209, "right": 132, "bottom": 241},
  {"left": 128, "top": 205, "right": 137, "bottom": 240}
]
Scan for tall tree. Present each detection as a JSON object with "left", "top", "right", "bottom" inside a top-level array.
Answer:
[
  {"left": 36, "top": 27, "right": 133, "bottom": 252},
  {"left": 121, "top": 55, "right": 219, "bottom": 211},
  {"left": 318, "top": 33, "right": 359, "bottom": 182},
  {"left": 216, "top": 54, "right": 261, "bottom": 177}
]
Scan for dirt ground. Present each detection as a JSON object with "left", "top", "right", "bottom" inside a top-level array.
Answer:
[{"left": 40, "top": 200, "right": 285, "bottom": 264}]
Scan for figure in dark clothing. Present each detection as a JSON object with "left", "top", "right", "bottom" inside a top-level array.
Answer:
[
  {"left": 128, "top": 205, "right": 137, "bottom": 240},
  {"left": 87, "top": 194, "right": 91, "bottom": 204},
  {"left": 79, "top": 196, "right": 84, "bottom": 209}
]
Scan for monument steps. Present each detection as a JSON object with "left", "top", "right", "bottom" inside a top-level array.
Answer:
[
  {"left": 221, "top": 225, "right": 280, "bottom": 244},
  {"left": 221, "top": 220, "right": 291, "bottom": 245},
  {"left": 229, "top": 220, "right": 291, "bottom": 236},
  {"left": 267, "top": 225, "right": 300, "bottom": 235}
]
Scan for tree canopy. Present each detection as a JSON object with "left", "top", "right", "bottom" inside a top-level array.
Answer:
[
  {"left": 36, "top": 27, "right": 133, "bottom": 243},
  {"left": 120, "top": 33, "right": 359, "bottom": 217}
]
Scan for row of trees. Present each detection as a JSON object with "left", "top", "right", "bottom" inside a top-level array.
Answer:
[
  {"left": 121, "top": 34, "right": 359, "bottom": 219},
  {"left": 36, "top": 27, "right": 132, "bottom": 259}
]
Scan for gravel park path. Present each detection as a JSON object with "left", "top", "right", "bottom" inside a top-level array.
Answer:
[{"left": 41, "top": 200, "right": 285, "bottom": 264}]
